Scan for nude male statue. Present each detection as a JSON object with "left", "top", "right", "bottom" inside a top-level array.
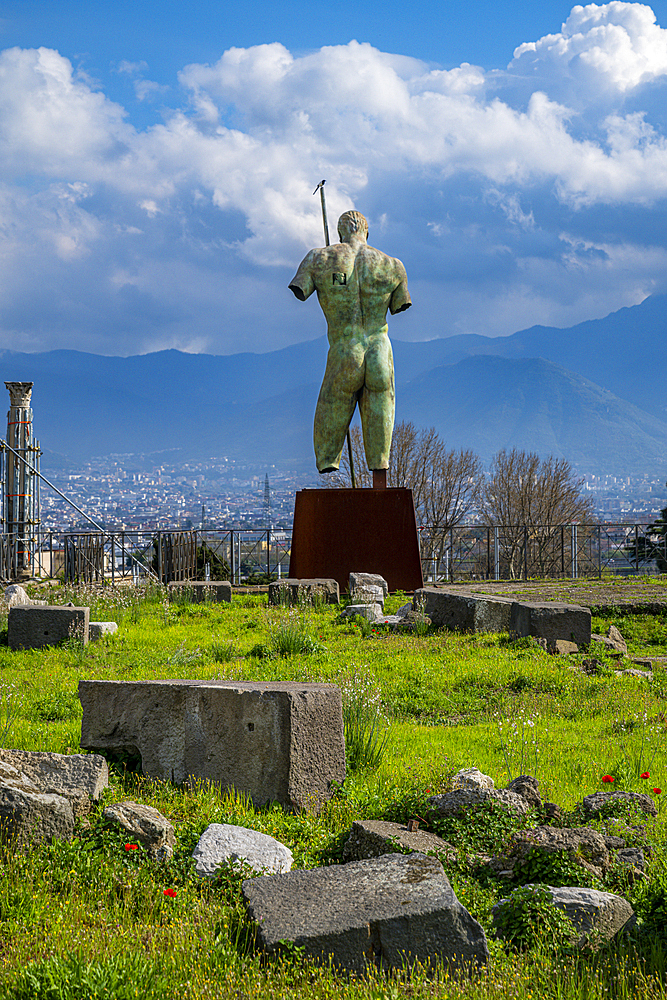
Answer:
[{"left": 289, "top": 210, "right": 411, "bottom": 482}]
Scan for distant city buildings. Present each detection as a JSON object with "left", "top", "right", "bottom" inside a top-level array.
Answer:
[
  {"left": 36, "top": 454, "right": 667, "bottom": 533},
  {"left": 39, "top": 455, "right": 320, "bottom": 532},
  {"left": 580, "top": 473, "right": 667, "bottom": 521}
]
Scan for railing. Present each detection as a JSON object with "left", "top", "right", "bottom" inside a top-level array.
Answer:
[
  {"left": 17, "top": 528, "right": 293, "bottom": 585},
  {"left": 417, "top": 523, "right": 667, "bottom": 582},
  {"left": 1, "top": 522, "right": 664, "bottom": 585}
]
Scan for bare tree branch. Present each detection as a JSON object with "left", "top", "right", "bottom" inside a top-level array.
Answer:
[{"left": 480, "top": 448, "right": 596, "bottom": 578}]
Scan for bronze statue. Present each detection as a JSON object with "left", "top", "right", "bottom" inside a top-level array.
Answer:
[{"left": 289, "top": 210, "right": 411, "bottom": 480}]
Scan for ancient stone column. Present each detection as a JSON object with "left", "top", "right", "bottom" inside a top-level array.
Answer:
[{"left": 4, "top": 382, "right": 41, "bottom": 579}]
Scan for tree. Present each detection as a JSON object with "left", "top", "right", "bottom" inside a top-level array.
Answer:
[
  {"left": 626, "top": 493, "right": 667, "bottom": 573},
  {"left": 480, "top": 449, "right": 596, "bottom": 578},
  {"left": 328, "top": 421, "right": 484, "bottom": 570}
]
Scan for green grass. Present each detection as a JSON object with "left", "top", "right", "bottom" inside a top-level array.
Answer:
[{"left": 0, "top": 582, "right": 666, "bottom": 998}]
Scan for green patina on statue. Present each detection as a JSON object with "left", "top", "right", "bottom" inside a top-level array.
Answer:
[{"left": 289, "top": 210, "right": 411, "bottom": 474}]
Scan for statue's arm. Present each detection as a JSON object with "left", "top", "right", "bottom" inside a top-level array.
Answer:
[
  {"left": 389, "top": 259, "right": 411, "bottom": 315},
  {"left": 288, "top": 252, "right": 316, "bottom": 302}
]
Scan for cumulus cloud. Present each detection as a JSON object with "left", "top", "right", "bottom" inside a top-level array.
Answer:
[
  {"left": 510, "top": 2, "right": 667, "bottom": 97},
  {"left": 0, "top": 4, "right": 667, "bottom": 355}
]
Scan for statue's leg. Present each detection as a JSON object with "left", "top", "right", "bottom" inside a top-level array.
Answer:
[
  {"left": 359, "top": 336, "right": 395, "bottom": 470},
  {"left": 314, "top": 344, "right": 365, "bottom": 472}
]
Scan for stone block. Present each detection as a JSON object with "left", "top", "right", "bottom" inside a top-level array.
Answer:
[
  {"left": 580, "top": 790, "right": 657, "bottom": 818},
  {"left": 631, "top": 657, "right": 667, "bottom": 669},
  {"left": 342, "top": 819, "right": 455, "bottom": 863},
  {"left": 452, "top": 768, "right": 494, "bottom": 792},
  {"left": 79, "top": 679, "right": 345, "bottom": 812},
  {"left": 5, "top": 584, "right": 29, "bottom": 606},
  {"left": 242, "top": 852, "right": 488, "bottom": 975},
  {"left": 632, "top": 656, "right": 667, "bottom": 670},
  {"left": 349, "top": 573, "right": 388, "bottom": 598},
  {"left": 495, "top": 887, "right": 635, "bottom": 948},
  {"left": 103, "top": 800, "right": 175, "bottom": 861},
  {"left": 0, "top": 749, "right": 108, "bottom": 818},
  {"left": 0, "top": 787, "right": 74, "bottom": 846},
  {"left": 413, "top": 589, "right": 513, "bottom": 633},
  {"left": 510, "top": 601, "right": 591, "bottom": 646},
  {"left": 8, "top": 605, "right": 89, "bottom": 650},
  {"left": 550, "top": 639, "right": 579, "bottom": 655},
  {"left": 0, "top": 749, "right": 108, "bottom": 846},
  {"left": 3, "top": 584, "right": 46, "bottom": 607},
  {"left": 591, "top": 625, "right": 627, "bottom": 655},
  {"left": 428, "top": 786, "right": 529, "bottom": 819},
  {"left": 616, "top": 848, "right": 646, "bottom": 873},
  {"left": 353, "top": 584, "right": 385, "bottom": 609},
  {"left": 341, "top": 603, "right": 383, "bottom": 621},
  {"left": 548, "top": 887, "right": 635, "bottom": 946},
  {"left": 268, "top": 578, "right": 339, "bottom": 606},
  {"left": 506, "top": 775, "right": 542, "bottom": 809},
  {"left": 89, "top": 622, "right": 118, "bottom": 641},
  {"left": 490, "top": 826, "right": 610, "bottom": 880},
  {"left": 373, "top": 614, "right": 402, "bottom": 626},
  {"left": 168, "top": 581, "right": 232, "bottom": 603},
  {"left": 193, "top": 822, "right": 293, "bottom": 877}
]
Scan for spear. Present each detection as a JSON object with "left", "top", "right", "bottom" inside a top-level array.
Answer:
[{"left": 313, "top": 181, "right": 356, "bottom": 489}]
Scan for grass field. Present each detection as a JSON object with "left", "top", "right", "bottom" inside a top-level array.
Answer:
[{"left": 0, "top": 581, "right": 666, "bottom": 999}]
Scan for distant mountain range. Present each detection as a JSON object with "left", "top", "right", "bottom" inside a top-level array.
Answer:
[{"left": 1, "top": 292, "right": 666, "bottom": 475}]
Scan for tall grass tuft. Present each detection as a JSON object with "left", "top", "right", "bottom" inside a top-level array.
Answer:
[
  {"left": 0, "top": 682, "right": 22, "bottom": 747},
  {"left": 209, "top": 639, "right": 237, "bottom": 663},
  {"left": 340, "top": 668, "right": 389, "bottom": 771},
  {"left": 11, "top": 951, "right": 170, "bottom": 1000},
  {"left": 266, "top": 610, "right": 326, "bottom": 658}
]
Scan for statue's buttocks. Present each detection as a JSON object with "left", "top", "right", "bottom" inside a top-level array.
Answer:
[{"left": 289, "top": 211, "right": 411, "bottom": 474}]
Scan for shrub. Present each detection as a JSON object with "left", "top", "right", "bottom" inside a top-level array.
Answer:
[
  {"left": 429, "top": 799, "right": 532, "bottom": 855},
  {"left": 493, "top": 883, "right": 574, "bottom": 953},
  {"left": 512, "top": 845, "right": 597, "bottom": 888}
]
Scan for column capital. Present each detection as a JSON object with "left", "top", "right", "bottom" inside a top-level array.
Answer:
[{"left": 5, "top": 382, "right": 33, "bottom": 408}]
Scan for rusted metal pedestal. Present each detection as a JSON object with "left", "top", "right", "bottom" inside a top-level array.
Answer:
[{"left": 289, "top": 488, "right": 423, "bottom": 593}]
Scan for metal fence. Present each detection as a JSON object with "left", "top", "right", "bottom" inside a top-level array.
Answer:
[
  {"left": 19, "top": 528, "right": 293, "bottom": 586},
  {"left": 2, "top": 522, "right": 665, "bottom": 585},
  {"left": 417, "top": 523, "right": 667, "bottom": 582}
]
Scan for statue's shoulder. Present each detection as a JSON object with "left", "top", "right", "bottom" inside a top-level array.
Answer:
[
  {"left": 304, "top": 243, "right": 351, "bottom": 270},
  {"left": 364, "top": 245, "right": 407, "bottom": 274}
]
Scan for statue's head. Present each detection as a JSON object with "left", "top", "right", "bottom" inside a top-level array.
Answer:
[{"left": 337, "top": 210, "right": 369, "bottom": 242}]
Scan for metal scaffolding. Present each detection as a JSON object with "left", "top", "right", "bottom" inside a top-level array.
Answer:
[{"left": 1, "top": 382, "right": 41, "bottom": 579}]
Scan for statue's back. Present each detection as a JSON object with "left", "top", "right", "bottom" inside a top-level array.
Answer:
[{"left": 313, "top": 243, "right": 402, "bottom": 340}]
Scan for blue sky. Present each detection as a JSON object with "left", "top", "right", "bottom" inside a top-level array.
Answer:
[{"left": 1, "top": 1, "right": 667, "bottom": 356}]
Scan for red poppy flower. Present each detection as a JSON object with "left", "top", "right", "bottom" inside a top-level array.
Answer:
[
  {"left": 163, "top": 888, "right": 177, "bottom": 898},
  {"left": 641, "top": 772, "right": 650, "bottom": 779},
  {"left": 654, "top": 788, "right": 662, "bottom": 795},
  {"left": 124, "top": 843, "right": 139, "bottom": 851},
  {"left": 602, "top": 775, "right": 614, "bottom": 783}
]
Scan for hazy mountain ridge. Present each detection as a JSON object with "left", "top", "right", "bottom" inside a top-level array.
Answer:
[
  {"left": 400, "top": 355, "right": 667, "bottom": 474},
  {"left": 0, "top": 292, "right": 665, "bottom": 474}
]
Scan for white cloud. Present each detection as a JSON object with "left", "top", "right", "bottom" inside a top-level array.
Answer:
[
  {"left": 0, "top": 7, "right": 666, "bottom": 354},
  {"left": 511, "top": 2, "right": 667, "bottom": 96},
  {"left": 139, "top": 199, "right": 161, "bottom": 217},
  {"left": 134, "top": 78, "right": 165, "bottom": 101},
  {"left": 117, "top": 60, "right": 149, "bottom": 75},
  {"left": 0, "top": 47, "right": 131, "bottom": 176}
]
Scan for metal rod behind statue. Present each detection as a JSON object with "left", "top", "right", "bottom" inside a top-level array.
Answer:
[{"left": 313, "top": 181, "right": 356, "bottom": 489}]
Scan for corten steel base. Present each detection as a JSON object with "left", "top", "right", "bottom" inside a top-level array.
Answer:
[{"left": 289, "top": 488, "right": 423, "bottom": 593}]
